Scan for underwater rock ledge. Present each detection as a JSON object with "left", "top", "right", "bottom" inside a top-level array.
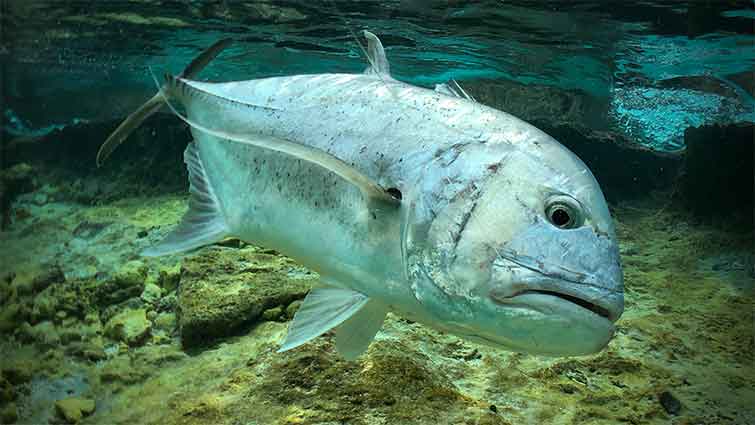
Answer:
[{"left": 681, "top": 122, "right": 754, "bottom": 222}]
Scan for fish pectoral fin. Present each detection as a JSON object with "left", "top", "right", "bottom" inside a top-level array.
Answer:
[
  {"left": 142, "top": 142, "right": 229, "bottom": 256},
  {"left": 335, "top": 299, "right": 387, "bottom": 360},
  {"left": 434, "top": 80, "right": 476, "bottom": 102},
  {"left": 278, "top": 286, "right": 370, "bottom": 353},
  {"left": 161, "top": 75, "right": 401, "bottom": 210},
  {"left": 362, "top": 30, "right": 391, "bottom": 76}
]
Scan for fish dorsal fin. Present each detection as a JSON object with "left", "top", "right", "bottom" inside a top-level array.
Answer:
[
  {"left": 335, "top": 299, "right": 387, "bottom": 360},
  {"left": 278, "top": 286, "right": 370, "bottom": 353},
  {"left": 160, "top": 74, "right": 400, "bottom": 210},
  {"left": 142, "top": 142, "right": 230, "bottom": 256},
  {"left": 434, "top": 80, "right": 476, "bottom": 102},
  {"left": 363, "top": 30, "right": 390, "bottom": 76}
]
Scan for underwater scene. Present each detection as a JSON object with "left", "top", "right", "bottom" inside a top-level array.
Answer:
[{"left": 0, "top": 1, "right": 753, "bottom": 424}]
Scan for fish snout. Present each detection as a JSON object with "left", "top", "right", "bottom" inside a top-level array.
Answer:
[{"left": 490, "top": 257, "right": 624, "bottom": 323}]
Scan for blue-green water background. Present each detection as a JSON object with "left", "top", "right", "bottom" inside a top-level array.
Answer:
[{"left": 2, "top": 1, "right": 754, "bottom": 151}]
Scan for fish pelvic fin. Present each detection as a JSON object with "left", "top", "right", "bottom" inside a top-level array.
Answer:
[
  {"left": 278, "top": 286, "right": 370, "bottom": 353},
  {"left": 96, "top": 38, "right": 232, "bottom": 167},
  {"left": 142, "top": 142, "right": 229, "bottom": 257},
  {"left": 335, "top": 299, "right": 387, "bottom": 360}
]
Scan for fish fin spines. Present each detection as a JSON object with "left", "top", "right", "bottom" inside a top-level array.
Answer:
[
  {"left": 142, "top": 142, "right": 229, "bottom": 256},
  {"left": 434, "top": 80, "right": 476, "bottom": 102}
]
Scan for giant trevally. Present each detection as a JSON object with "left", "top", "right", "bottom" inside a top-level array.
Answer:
[{"left": 98, "top": 32, "right": 623, "bottom": 358}]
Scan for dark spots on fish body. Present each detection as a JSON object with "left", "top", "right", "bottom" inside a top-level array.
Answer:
[{"left": 487, "top": 163, "right": 499, "bottom": 173}]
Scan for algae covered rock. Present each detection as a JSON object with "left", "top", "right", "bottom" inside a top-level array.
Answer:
[
  {"left": 0, "top": 303, "right": 22, "bottom": 333},
  {"left": 104, "top": 308, "right": 151, "bottom": 346},
  {"left": 0, "top": 402, "right": 18, "bottom": 424},
  {"left": 178, "top": 247, "right": 315, "bottom": 347},
  {"left": 94, "top": 260, "right": 147, "bottom": 307},
  {"left": 55, "top": 397, "right": 95, "bottom": 423},
  {"left": 140, "top": 282, "right": 162, "bottom": 304}
]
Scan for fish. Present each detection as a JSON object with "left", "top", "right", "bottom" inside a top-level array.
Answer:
[{"left": 98, "top": 31, "right": 623, "bottom": 358}]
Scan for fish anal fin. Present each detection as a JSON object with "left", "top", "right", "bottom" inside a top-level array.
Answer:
[
  {"left": 335, "top": 300, "right": 387, "bottom": 360},
  {"left": 278, "top": 286, "right": 369, "bottom": 353},
  {"left": 142, "top": 142, "right": 229, "bottom": 256}
]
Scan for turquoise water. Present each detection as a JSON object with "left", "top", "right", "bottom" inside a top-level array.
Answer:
[{"left": 3, "top": 1, "right": 753, "bottom": 151}]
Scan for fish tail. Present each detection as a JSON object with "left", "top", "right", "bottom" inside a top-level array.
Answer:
[{"left": 95, "top": 38, "right": 233, "bottom": 167}]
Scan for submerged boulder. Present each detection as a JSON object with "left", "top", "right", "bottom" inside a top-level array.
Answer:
[
  {"left": 93, "top": 260, "right": 147, "bottom": 307},
  {"left": 177, "top": 247, "right": 316, "bottom": 348},
  {"left": 104, "top": 308, "right": 151, "bottom": 346},
  {"left": 54, "top": 397, "right": 95, "bottom": 424}
]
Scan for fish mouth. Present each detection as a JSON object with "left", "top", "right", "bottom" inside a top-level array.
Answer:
[
  {"left": 490, "top": 286, "right": 621, "bottom": 322},
  {"left": 513, "top": 289, "right": 614, "bottom": 320}
]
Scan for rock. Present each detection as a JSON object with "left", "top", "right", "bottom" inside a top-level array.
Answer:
[
  {"left": 104, "top": 308, "right": 151, "bottom": 346},
  {"left": 178, "top": 247, "right": 315, "bottom": 347},
  {"left": 59, "top": 319, "right": 100, "bottom": 344},
  {"left": 95, "top": 260, "right": 147, "bottom": 307},
  {"left": 658, "top": 390, "right": 682, "bottom": 415},
  {"left": 156, "top": 291, "right": 177, "bottom": 312},
  {"left": 157, "top": 263, "right": 181, "bottom": 293},
  {"left": 21, "top": 320, "right": 60, "bottom": 346},
  {"left": 153, "top": 312, "right": 176, "bottom": 332},
  {"left": 0, "top": 273, "right": 14, "bottom": 305},
  {"left": 657, "top": 75, "right": 742, "bottom": 99},
  {"left": 30, "top": 265, "right": 66, "bottom": 293},
  {"left": 262, "top": 306, "right": 284, "bottom": 322},
  {"left": 244, "top": 3, "right": 306, "bottom": 23},
  {"left": 0, "top": 375, "right": 16, "bottom": 403},
  {"left": 0, "top": 402, "right": 18, "bottom": 424},
  {"left": 100, "top": 357, "right": 147, "bottom": 385},
  {"left": 55, "top": 397, "right": 95, "bottom": 423},
  {"left": 140, "top": 283, "right": 162, "bottom": 304},
  {"left": 465, "top": 78, "right": 609, "bottom": 131},
  {"left": 2, "top": 360, "right": 34, "bottom": 385},
  {"left": 0, "top": 303, "right": 22, "bottom": 333},
  {"left": 31, "top": 292, "right": 57, "bottom": 323},
  {"left": 681, "top": 122, "right": 754, "bottom": 221},
  {"left": 66, "top": 339, "right": 107, "bottom": 361},
  {"left": 285, "top": 300, "right": 302, "bottom": 319},
  {"left": 1, "top": 162, "right": 35, "bottom": 230}
]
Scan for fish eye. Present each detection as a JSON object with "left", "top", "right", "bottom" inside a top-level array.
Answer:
[{"left": 545, "top": 195, "right": 583, "bottom": 229}]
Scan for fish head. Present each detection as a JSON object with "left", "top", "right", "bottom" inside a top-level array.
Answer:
[{"left": 404, "top": 138, "right": 623, "bottom": 356}]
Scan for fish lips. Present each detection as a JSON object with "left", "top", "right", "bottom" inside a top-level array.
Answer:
[{"left": 489, "top": 270, "right": 624, "bottom": 323}]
